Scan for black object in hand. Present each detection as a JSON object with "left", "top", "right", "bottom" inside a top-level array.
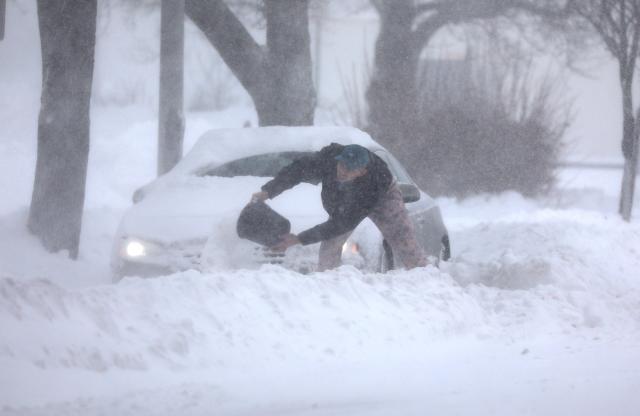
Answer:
[{"left": 237, "top": 201, "right": 291, "bottom": 247}]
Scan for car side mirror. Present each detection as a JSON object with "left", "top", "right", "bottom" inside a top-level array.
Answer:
[
  {"left": 132, "top": 187, "right": 146, "bottom": 204},
  {"left": 132, "top": 179, "right": 159, "bottom": 204},
  {"left": 398, "top": 183, "right": 420, "bottom": 203}
]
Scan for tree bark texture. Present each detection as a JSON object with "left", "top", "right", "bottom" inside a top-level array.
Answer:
[
  {"left": 619, "top": 102, "right": 639, "bottom": 221},
  {"left": 158, "top": 0, "right": 185, "bottom": 176},
  {"left": 366, "top": 0, "right": 420, "bottom": 160},
  {"left": 259, "top": 0, "right": 315, "bottom": 125},
  {"left": 618, "top": 59, "right": 638, "bottom": 221},
  {"left": 185, "top": 0, "right": 315, "bottom": 126},
  {"left": 29, "top": 0, "right": 97, "bottom": 259}
]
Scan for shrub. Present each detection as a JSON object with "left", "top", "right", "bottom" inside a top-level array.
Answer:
[{"left": 404, "top": 55, "right": 570, "bottom": 197}]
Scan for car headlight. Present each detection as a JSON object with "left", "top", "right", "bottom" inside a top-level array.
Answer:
[
  {"left": 126, "top": 240, "right": 146, "bottom": 257},
  {"left": 120, "top": 237, "right": 161, "bottom": 260}
]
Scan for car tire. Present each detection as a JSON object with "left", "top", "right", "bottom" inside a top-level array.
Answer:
[
  {"left": 379, "top": 235, "right": 450, "bottom": 271},
  {"left": 440, "top": 234, "right": 451, "bottom": 262},
  {"left": 431, "top": 234, "right": 451, "bottom": 267}
]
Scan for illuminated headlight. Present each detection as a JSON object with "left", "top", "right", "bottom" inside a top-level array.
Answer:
[
  {"left": 120, "top": 238, "right": 161, "bottom": 259},
  {"left": 126, "top": 241, "right": 146, "bottom": 258},
  {"left": 342, "top": 240, "right": 360, "bottom": 255}
]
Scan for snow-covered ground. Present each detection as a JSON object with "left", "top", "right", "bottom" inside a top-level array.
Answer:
[
  {"left": 1, "top": 103, "right": 639, "bottom": 415},
  {"left": 2, "top": 1, "right": 639, "bottom": 413}
]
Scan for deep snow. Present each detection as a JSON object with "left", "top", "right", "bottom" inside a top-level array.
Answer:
[
  {"left": 2, "top": 1, "right": 639, "bottom": 412},
  {"left": 1, "top": 103, "right": 640, "bottom": 414}
]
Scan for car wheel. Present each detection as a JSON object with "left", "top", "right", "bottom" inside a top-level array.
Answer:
[
  {"left": 441, "top": 234, "right": 451, "bottom": 261},
  {"left": 434, "top": 234, "right": 451, "bottom": 267}
]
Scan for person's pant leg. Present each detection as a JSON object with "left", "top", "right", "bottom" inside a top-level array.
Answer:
[
  {"left": 317, "top": 231, "right": 351, "bottom": 272},
  {"left": 369, "top": 184, "right": 428, "bottom": 269}
]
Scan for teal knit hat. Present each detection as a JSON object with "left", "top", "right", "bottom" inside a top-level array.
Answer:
[{"left": 335, "top": 144, "right": 370, "bottom": 170}]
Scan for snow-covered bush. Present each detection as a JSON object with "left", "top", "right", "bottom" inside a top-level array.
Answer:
[{"left": 405, "top": 54, "right": 570, "bottom": 197}]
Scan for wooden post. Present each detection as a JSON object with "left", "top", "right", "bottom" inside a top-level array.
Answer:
[{"left": 157, "top": 0, "right": 185, "bottom": 176}]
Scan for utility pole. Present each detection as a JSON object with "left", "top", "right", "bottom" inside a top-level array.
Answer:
[{"left": 157, "top": 0, "right": 185, "bottom": 176}]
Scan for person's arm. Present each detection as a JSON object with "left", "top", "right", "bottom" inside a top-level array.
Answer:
[
  {"left": 297, "top": 205, "right": 369, "bottom": 246},
  {"left": 260, "top": 153, "right": 324, "bottom": 199}
]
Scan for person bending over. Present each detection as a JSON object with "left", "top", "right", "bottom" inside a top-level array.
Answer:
[{"left": 252, "top": 143, "right": 427, "bottom": 271}]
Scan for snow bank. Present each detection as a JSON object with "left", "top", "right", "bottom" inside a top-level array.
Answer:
[
  {"left": 3, "top": 214, "right": 638, "bottom": 376},
  {"left": 3, "top": 203, "right": 640, "bottom": 393},
  {"left": 2, "top": 211, "right": 640, "bottom": 412},
  {"left": 445, "top": 210, "right": 640, "bottom": 333}
]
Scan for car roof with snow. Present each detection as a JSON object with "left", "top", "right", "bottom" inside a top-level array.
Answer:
[{"left": 171, "top": 126, "right": 382, "bottom": 176}]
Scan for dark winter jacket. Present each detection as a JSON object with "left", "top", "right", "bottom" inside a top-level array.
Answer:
[{"left": 261, "top": 143, "right": 394, "bottom": 245}]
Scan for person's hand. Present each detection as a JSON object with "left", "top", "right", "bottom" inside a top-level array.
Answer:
[
  {"left": 251, "top": 190, "right": 269, "bottom": 203},
  {"left": 270, "top": 233, "right": 300, "bottom": 252}
]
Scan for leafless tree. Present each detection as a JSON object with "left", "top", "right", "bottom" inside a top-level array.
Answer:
[
  {"left": 185, "top": 0, "right": 316, "bottom": 126},
  {"left": 29, "top": 0, "right": 97, "bottom": 259},
  {"left": 568, "top": 0, "right": 640, "bottom": 221},
  {"left": 366, "top": 0, "right": 568, "bottom": 163}
]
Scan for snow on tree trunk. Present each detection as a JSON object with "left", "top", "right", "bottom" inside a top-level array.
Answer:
[
  {"left": 158, "top": 0, "right": 185, "bottom": 176},
  {"left": 28, "top": 0, "right": 97, "bottom": 259}
]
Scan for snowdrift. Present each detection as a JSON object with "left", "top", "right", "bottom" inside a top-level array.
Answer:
[{"left": 2, "top": 209, "right": 639, "bottom": 379}]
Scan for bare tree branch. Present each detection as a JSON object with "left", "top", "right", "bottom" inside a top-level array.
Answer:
[
  {"left": 369, "top": 0, "right": 384, "bottom": 13},
  {"left": 185, "top": 0, "right": 267, "bottom": 99}
]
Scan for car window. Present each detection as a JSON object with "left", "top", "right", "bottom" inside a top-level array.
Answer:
[
  {"left": 199, "top": 151, "right": 313, "bottom": 178},
  {"left": 374, "top": 150, "right": 414, "bottom": 184}
]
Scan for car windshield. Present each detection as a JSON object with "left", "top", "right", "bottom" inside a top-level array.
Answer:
[
  {"left": 373, "top": 150, "right": 414, "bottom": 184},
  {"left": 199, "top": 151, "right": 313, "bottom": 178}
]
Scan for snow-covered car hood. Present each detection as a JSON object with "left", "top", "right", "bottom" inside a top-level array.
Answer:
[{"left": 118, "top": 175, "right": 328, "bottom": 244}]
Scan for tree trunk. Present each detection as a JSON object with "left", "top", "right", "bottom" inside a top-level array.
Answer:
[
  {"left": 618, "top": 73, "right": 637, "bottom": 221},
  {"left": 185, "top": 0, "right": 315, "bottom": 126},
  {"left": 158, "top": 0, "right": 185, "bottom": 176},
  {"left": 619, "top": 102, "right": 639, "bottom": 222},
  {"left": 29, "top": 0, "right": 97, "bottom": 259},
  {"left": 258, "top": 0, "right": 315, "bottom": 126},
  {"left": 185, "top": 0, "right": 266, "bottom": 107},
  {"left": 366, "top": 0, "right": 420, "bottom": 160}
]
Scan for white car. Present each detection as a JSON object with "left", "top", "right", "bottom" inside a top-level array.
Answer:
[{"left": 111, "top": 126, "right": 450, "bottom": 280}]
